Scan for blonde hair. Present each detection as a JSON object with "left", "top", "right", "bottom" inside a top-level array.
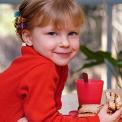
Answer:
[{"left": 15, "top": 0, "right": 84, "bottom": 39}]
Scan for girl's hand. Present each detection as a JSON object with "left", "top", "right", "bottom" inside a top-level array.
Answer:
[
  {"left": 17, "top": 117, "right": 28, "bottom": 122},
  {"left": 98, "top": 104, "right": 122, "bottom": 122}
]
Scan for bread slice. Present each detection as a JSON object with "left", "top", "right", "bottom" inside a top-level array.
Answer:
[{"left": 78, "top": 113, "right": 96, "bottom": 117}]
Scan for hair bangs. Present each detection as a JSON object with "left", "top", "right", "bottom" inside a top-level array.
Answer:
[
  {"left": 48, "top": 8, "right": 84, "bottom": 30},
  {"left": 26, "top": 0, "right": 84, "bottom": 30},
  {"left": 31, "top": 12, "right": 52, "bottom": 28}
]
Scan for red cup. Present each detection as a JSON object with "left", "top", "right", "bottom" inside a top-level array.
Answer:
[{"left": 76, "top": 79, "right": 103, "bottom": 105}]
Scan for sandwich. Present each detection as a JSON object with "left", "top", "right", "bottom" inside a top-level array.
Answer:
[{"left": 78, "top": 104, "right": 102, "bottom": 117}]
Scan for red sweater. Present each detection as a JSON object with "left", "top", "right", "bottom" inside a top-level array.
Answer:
[{"left": 0, "top": 46, "right": 99, "bottom": 122}]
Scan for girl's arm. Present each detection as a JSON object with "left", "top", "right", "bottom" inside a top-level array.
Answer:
[{"left": 18, "top": 64, "right": 99, "bottom": 122}]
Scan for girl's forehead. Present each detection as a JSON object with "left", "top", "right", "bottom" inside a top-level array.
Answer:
[{"left": 50, "top": 20, "right": 80, "bottom": 31}]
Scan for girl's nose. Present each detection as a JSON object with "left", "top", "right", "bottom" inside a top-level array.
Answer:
[{"left": 59, "top": 36, "right": 70, "bottom": 48}]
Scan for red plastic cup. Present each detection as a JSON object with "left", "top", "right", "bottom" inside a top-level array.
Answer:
[{"left": 76, "top": 79, "right": 104, "bottom": 105}]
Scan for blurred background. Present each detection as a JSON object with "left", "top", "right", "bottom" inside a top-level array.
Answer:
[{"left": 0, "top": 0, "right": 122, "bottom": 94}]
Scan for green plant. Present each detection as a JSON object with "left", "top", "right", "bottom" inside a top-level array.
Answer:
[{"left": 77, "top": 45, "right": 122, "bottom": 88}]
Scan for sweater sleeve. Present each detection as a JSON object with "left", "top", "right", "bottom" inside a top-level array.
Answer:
[{"left": 18, "top": 64, "right": 100, "bottom": 122}]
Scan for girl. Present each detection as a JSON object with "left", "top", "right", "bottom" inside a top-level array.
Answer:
[{"left": 0, "top": 0, "right": 122, "bottom": 121}]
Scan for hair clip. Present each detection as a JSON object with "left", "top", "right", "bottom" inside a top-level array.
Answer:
[
  {"left": 20, "top": 23, "right": 26, "bottom": 30},
  {"left": 17, "top": 16, "right": 26, "bottom": 24},
  {"left": 15, "top": 11, "right": 21, "bottom": 17}
]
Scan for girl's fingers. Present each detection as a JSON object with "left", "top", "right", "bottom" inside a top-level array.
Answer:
[
  {"left": 111, "top": 107, "right": 122, "bottom": 120},
  {"left": 97, "top": 104, "right": 104, "bottom": 113},
  {"left": 101, "top": 104, "right": 108, "bottom": 112}
]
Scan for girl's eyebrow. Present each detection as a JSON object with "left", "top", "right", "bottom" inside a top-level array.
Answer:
[{"left": 67, "top": 28, "right": 80, "bottom": 32}]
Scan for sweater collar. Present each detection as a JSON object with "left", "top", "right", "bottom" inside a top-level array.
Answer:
[{"left": 21, "top": 46, "right": 39, "bottom": 56}]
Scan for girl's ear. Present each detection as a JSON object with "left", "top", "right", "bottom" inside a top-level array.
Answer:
[{"left": 22, "top": 30, "right": 33, "bottom": 46}]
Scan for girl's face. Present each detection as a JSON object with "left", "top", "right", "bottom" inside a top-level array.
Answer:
[{"left": 23, "top": 23, "right": 81, "bottom": 66}]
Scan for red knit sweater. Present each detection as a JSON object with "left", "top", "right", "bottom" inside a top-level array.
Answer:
[{"left": 0, "top": 46, "right": 99, "bottom": 122}]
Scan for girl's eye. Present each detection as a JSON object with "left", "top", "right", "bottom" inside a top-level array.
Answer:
[
  {"left": 68, "top": 32, "right": 78, "bottom": 36},
  {"left": 47, "top": 32, "right": 57, "bottom": 36}
]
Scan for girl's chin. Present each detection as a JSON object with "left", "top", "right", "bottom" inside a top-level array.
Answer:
[{"left": 54, "top": 60, "right": 70, "bottom": 66}]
